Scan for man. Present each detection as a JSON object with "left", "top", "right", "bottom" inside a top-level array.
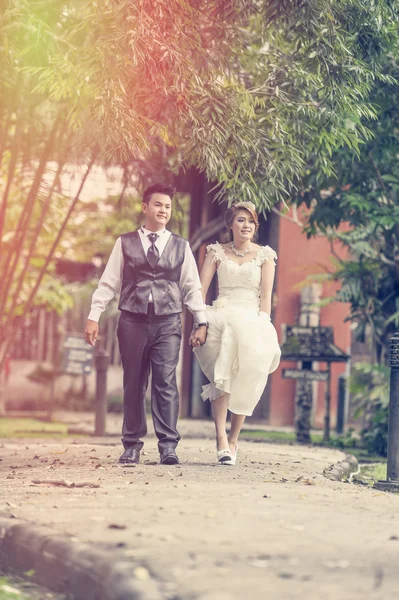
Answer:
[{"left": 84, "top": 183, "right": 208, "bottom": 465}]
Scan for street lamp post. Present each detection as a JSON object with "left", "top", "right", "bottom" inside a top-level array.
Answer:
[{"left": 374, "top": 332, "right": 399, "bottom": 492}]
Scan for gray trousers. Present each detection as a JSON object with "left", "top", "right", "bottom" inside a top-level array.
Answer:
[{"left": 117, "top": 307, "right": 182, "bottom": 452}]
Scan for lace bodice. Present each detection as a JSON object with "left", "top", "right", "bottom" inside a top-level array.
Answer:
[{"left": 206, "top": 242, "right": 277, "bottom": 308}]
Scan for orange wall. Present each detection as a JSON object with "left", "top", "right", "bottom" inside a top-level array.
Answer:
[{"left": 269, "top": 207, "right": 351, "bottom": 427}]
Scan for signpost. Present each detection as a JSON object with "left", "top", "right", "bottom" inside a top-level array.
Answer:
[
  {"left": 280, "top": 325, "right": 349, "bottom": 442},
  {"left": 62, "top": 335, "right": 93, "bottom": 375},
  {"left": 62, "top": 334, "right": 109, "bottom": 436},
  {"left": 281, "top": 326, "right": 347, "bottom": 362},
  {"left": 283, "top": 369, "right": 329, "bottom": 382}
]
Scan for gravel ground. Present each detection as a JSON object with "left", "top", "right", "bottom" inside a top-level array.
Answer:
[{"left": 1, "top": 434, "right": 398, "bottom": 600}]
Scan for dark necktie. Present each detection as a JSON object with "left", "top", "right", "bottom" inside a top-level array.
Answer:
[{"left": 147, "top": 233, "right": 159, "bottom": 268}]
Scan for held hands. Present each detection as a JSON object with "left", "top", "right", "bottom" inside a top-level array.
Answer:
[
  {"left": 189, "top": 325, "right": 208, "bottom": 348},
  {"left": 84, "top": 319, "right": 99, "bottom": 347}
]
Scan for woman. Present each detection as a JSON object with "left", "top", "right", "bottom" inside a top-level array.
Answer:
[{"left": 190, "top": 201, "right": 281, "bottom": 465}]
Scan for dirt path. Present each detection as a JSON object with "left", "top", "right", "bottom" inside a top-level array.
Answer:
[{"left": 1, "top": 436, "right": 398, "bottom": 600}]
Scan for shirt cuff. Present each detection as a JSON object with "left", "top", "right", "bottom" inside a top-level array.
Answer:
[
  {"left": 87, "top": 309, "right": 102, "bottom": 323},
  {"left": 192, "top": 311, "right": 207, "bottom": 324}
]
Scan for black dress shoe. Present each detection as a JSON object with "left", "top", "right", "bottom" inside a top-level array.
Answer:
[
  {"left": 119, "top": 447, "right": 140, "bottom": 464},
  {"left": 160, "top": 448, "right": 179, "bottom": 465}
]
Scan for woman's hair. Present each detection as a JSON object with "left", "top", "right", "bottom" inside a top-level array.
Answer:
[{"left": 225, "top": 201, "right": 259, "bottom": 240}]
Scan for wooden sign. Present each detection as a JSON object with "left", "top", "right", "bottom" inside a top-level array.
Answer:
[
  {"left": 62, "top": 334, "right": 93, "bottom": 375},
  {"left": 283, "top": 368, "right": 329, "bottom": 382},
  {"left": 280, "top": 325, "right": 348, "bottom": 362}
]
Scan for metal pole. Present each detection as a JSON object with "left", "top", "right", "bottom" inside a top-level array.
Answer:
[
  {"left": 387, "top": 333, "right": 399, "bottom": 480},
  {"left": 336, "top": 374, "right": 346, "bottom": 434},
  {"left": 374, "top": 332, "right": 399, "bottom": 492},
  {"left": 323, "top": 362, "right": 331, "bottom": 442},
  {"left": 94, "top": 348, "right": 110, "bottom": 437}
]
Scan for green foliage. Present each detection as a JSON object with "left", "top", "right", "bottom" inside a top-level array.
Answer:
[
  {"left": 3, "top": 0, "right": 399, "bottom": 207},
  {"left": 349, "top": 362, "right": 390, "bottom": 457},
  {"left": 2, "top": 0, "right": 399, "bottom": 373},
  {"left": 293, "top": 47, "right": 399, "bottom": 359},
  {"left": 350, "top": 362, "right": 390, "bottom": 411},
  {"left": 361, "top": 403, "right": 388, "bottom": 457},
  {"left": 0, "top": 418, "right": 68, "bottom": 437},
  {"left": 107, "top": 392, "right": 124, "bottom": 414},
  {"left": 327, "top": 428, "right": 359, "bottom": 451},
  {"left": 26, "top": 363, "right": 58, "bottom": 384},
  {"left": 0, "top": 577, "right": 28, "bottom": 600}
]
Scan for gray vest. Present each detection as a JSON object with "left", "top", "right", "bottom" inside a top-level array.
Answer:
[{"left": 118, "top": 231, "right": 186, "bottom": 315}]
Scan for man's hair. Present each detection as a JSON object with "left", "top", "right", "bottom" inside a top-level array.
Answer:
[{"left": 143, "top": 183, "right": 176, "bottom": 205}]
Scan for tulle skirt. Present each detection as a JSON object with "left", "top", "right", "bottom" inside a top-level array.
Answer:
[{"left": 193, "top": 302, "right": 281, "bottom": 416}]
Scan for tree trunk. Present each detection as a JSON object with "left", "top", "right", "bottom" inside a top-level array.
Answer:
[
  {"left": 0, "top": 114, "right": 61, "bottom": 317},
  {"left": 4, "top": 141, "right": 68, "bottom": 327},
  {"left": 0, "top": 156, "right": 95, "bottom": 376}
]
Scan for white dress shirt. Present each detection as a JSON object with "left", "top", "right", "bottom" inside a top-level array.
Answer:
[{"left": 88, "top": 227, "right": 206, "bottom": 323}]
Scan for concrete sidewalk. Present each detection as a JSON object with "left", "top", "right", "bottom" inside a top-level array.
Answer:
[{"left": 1, "top": 428, "right": 399, "bottom": 600}]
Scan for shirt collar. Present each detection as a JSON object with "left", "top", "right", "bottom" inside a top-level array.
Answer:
[{"left": 141, "top": 226, "right": 167, "bottom": 237}]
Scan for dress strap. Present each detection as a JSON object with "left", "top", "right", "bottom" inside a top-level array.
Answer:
[
  {"left": 256, "top": 245, "right": 277, "bottom": 266},
  {"left": 206, "top": 242, "right": 226, "bottom": 264}
]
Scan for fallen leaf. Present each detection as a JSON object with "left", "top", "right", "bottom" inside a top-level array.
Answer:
[
  {"left": 374, "top": 566, "right": 384, "bottom": 590},
  {"left": 287, "top": 525, "right": 305, "bottom": 532},
  {"left": 24, "top": 569, "right": 35, "bottom": 577},
  {"left": 324, "top": 560, "right": 350, "bottom": 570},
  {"left": 134, "top": 566, "right": 150, "bottom": 581},
  {"left": 0, "top": 583, "right": 22, "bottom": 595},
  {"left": 31, "top": 479, "right": 100, "bottom": 488}
]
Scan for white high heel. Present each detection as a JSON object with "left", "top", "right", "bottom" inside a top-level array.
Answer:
[
  {"left": 217, "top": 449, "right": 233, "bottom": 465},
  {"left": 229, "top": 446, "right": 238, "bottom": 465}
]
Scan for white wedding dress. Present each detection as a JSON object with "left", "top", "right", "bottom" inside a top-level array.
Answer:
[{"left": 194, "top": 243, "right": 281, "bottom": 416}]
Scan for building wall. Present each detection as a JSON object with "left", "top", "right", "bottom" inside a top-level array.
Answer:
[{"left": 269, "top": 207, "right": 351, "bottom": 427}]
